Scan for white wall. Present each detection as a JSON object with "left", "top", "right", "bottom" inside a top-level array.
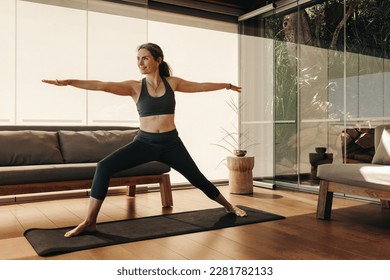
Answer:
[
  {"left": 16, "top": 1, "right": 87, "bottom": 124},
  {"left": 147, "top": 10, "right": 239, "bottom": 182},
  {"left": 0, "top": 0, "right": 239, "bottom": 183},
  {"left": 0, "top": 0, "right": 16, "bottom": 123}
]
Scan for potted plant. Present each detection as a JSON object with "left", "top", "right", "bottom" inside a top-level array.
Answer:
[
  {"left": 213, "top": 96, "right": 257, "bottom": 158},
  {"left": 213, "top": 96, "right": 257, "bottom": 194}
]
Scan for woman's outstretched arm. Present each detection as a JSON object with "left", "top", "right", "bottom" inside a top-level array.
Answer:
[
  {"left": 169, "top": 77, "right": 241, "bottom": 93},
  {"left": 42, "top": 79, "right": 136, "bottom": 96}
]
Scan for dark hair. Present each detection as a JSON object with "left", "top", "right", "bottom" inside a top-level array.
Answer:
[{"left": 138, "top": 43, "right": 172, "bottom": 77}]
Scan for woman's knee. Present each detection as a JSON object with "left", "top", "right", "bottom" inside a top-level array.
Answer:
[{"left": 95, "top": 158, "right": 115, "bottom": 176}]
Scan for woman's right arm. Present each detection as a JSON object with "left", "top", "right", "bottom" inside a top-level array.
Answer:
[{"left": 41, "top": 79, "right": 136, "bottom": 96}]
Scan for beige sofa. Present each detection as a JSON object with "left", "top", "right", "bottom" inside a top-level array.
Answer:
[
  {"left": 0, "top": 126, "right": 172, "bottom": 207},
  {"left": 316, "top": 124, "right": 390, "bottom": 220}
]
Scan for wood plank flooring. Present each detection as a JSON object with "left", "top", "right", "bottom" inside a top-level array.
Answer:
[{"left": 1, "top": 185, "right": 390, "bottom": 260}]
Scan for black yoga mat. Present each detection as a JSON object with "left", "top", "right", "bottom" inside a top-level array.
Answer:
[{"left": 24, "top": 206, "right": 284, "bottom": 256}]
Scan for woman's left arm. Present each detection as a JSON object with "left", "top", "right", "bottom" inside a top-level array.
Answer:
[{"left": 170, "top": 77, "right": 241, "bottom": 93}]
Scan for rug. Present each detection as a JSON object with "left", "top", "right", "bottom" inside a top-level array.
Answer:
[{"left": 24, "top": 206, "right": 284, "bottom": 256}]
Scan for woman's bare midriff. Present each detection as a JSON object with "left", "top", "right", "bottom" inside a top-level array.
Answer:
[{"left": 139, "top": 114, "right": 176, "bottom": 133}]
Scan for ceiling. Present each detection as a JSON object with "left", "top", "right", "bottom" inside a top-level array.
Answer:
[
  {"left": 194, "top": 0, "right": 276, "bottom": 14},
  {"left": 148, "top": 0, "right": 281, "bottom": 20}
]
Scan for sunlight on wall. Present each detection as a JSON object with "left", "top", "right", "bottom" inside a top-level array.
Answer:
[
  {"left": 0, "top": 0, "right": 239, "bottom": 183},
  {"left": 147, "top": 15, "right": 238, "bottom": 182}
]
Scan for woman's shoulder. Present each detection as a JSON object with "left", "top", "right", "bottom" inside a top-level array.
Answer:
[
  {"left": 165, "top": 76, "right": 180, "bottom": 82},
  {"left": 125, "top": 79, "right": 143, "bottom": 89},
  {"left": 165, "top": 76, "right": 182, "bottom": 90},
  {"left": 123, "top": 79, "right": 143, "bottom": 97}
]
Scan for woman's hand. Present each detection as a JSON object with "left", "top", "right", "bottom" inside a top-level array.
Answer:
[
  {"left": 172, "top": 77, "right": 242, "bottom": 93},
  {"left": 42, "top": 79, "right": 70, "bottom": 86},
  {"left": 228, "top": 83, "right": 242, "bottom": 93}
]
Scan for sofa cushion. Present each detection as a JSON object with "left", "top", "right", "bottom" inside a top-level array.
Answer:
[
  {"left": 0, "top": 131, "right": 63, "bottom": 166},
  {"left": 355, "top": 132, "right": 374, "bottom": 149},
  {"left": 372, "top": 129, "right": 390, "bottom": 165},
  {"left": 0, "top": 161, "right": 170, "bottom": 185},
  {"left": 58, "top": 130, "right": 138, "bottom": 163},
  {"left": 317, "top": 163, "right": 390, "bottom": 190}
]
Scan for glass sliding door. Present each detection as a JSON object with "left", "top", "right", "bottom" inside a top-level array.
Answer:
[
  {"left": 270, "top": 6, "right": 299, "bottom": 186},
  {"left": 239, "top": 0, "right": 390, "bottom": 190},
  {"left": 239, "top": 8, "right": 276, "bottom": 185},
  {"left": 298, "top": 2, "right": 345, "bottom": 186}
]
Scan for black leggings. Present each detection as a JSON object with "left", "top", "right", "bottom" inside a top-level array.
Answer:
[{"left": 90, "top": 129, "right": 220, "bottom": 201}]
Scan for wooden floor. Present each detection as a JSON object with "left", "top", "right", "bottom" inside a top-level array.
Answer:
[{"left": 1, "top": 185, "right": 390, "bottom": 260}]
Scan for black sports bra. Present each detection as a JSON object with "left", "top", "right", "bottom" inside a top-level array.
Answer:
[{"left": 136, "top": 77, "right": 176, "bottom": 117}]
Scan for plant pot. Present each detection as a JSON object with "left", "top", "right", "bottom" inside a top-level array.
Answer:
[
  {"left": 234, "top": 149, "right": 247, "bottom": 157},
  {"left": 227, "top": 155, "right": 254, "bottom": 194},
  {"left": 315, "top": 147, "right": 327, "bottom": 154}
]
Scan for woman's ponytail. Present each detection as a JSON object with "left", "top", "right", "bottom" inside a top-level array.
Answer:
[{"left": 159, "top": 61, "right": 172, "bottom": 77}]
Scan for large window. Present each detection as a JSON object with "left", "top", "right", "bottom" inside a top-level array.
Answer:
[
  {"left": 0, "top": 0, "right": 238, "bottom": 183},
  {"left": 240, "top": 0, "right": 390, "bottom": 189}
]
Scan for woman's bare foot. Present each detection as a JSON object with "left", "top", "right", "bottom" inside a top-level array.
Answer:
[
  {"left": 64, "top": 221, "right": 96, "bottom": 238},
  {"left": 225, "top": 205, "right": 248, "bottom": 217},
  {"left": 213, "top": 194, "right": 248, "bottom": 217}
]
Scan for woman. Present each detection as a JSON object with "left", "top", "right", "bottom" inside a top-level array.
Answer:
[{"left": 42, "top": 43, "right": 247, "bottom": 238}]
